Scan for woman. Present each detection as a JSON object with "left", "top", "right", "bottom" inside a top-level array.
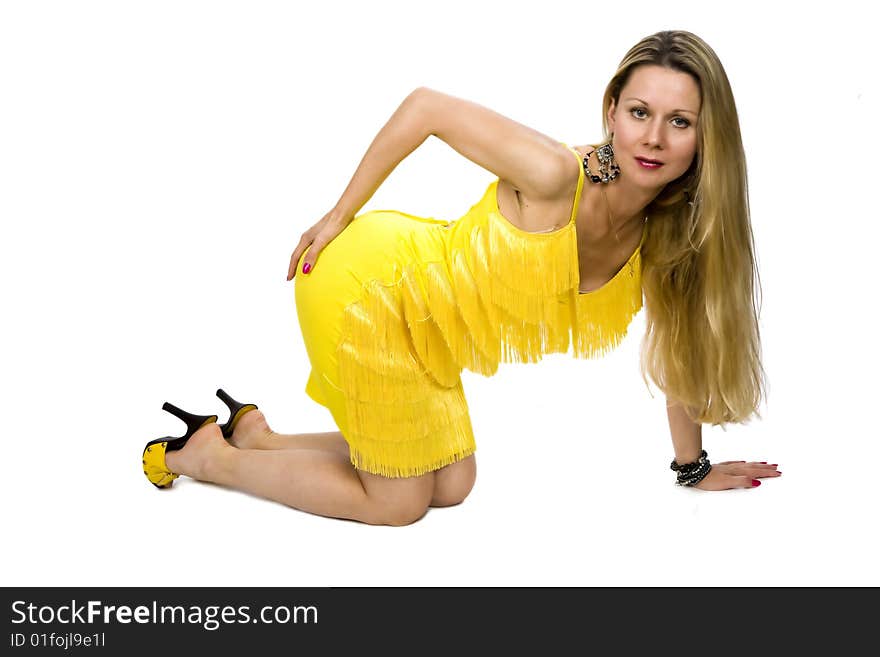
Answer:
[{"left": 142, "top": 30, "right": 778, "bottom": 525}]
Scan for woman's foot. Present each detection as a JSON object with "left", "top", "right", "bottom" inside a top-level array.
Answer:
[
  {"left": 164, "top": 423, "right": 232, "bottom": 482},
  {"left": 227, "top": 409, "right": 274, "bottom": 449}
]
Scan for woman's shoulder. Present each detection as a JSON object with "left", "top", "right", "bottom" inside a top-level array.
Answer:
[
  {"left": 493, "top": 142, "right": 594, "bottom": 233},
  {"left": 526, "top": 142, "right": 593, "bottom": 209},
  {"left": 549, "top": 143, "right": 594, "bottom": 197}
]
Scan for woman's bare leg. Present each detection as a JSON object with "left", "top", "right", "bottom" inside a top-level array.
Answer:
[
  {"left": 227, "top": 408, "right": 350, "bottom": 458},
  {"left": 225, "top": 408, "right": 477, "bottom": 508},
  {"left": 164, "top": 423, "right": 435, "bottom": 525}
]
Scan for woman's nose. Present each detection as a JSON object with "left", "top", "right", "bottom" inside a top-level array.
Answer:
[{"left": 642, "top": 120, "right": 665, "bottom": 147}]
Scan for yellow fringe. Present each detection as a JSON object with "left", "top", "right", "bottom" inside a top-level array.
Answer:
[
  {"left": 449, "top": 250, "right": 501, "bottom": 371},
  {"left": 346, "top": 381, "right": 477, "bottom": 479},
  {"left": 485, "top": 210, "right": 580, "bottom": 307},
  {"left": 330, "top": 192, "right": 643, "bottom": 477},
  {"left": 572, "top": 250, "right": 644, "bottom": 359},
  {"left": 399, "top": 262, "right": 462, "bottom": 388}
]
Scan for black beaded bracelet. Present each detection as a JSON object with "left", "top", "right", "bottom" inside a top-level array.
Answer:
[
  {"left": 670, "top": 450, "right": 712, "bottom": 487},
  {"left": 676, "top": 461, "right": 712, "bottom": 486},
  {"left": 670, "top": 450, "right": 708, "bottom": 472}
]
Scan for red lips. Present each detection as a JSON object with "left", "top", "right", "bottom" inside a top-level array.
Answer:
[{"left": 636, "top": 156, "right": 664, "bottom": 165}]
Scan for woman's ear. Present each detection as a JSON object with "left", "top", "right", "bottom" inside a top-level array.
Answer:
[{"left": 606, "top": 99, "right": 617, "bottom": 134}]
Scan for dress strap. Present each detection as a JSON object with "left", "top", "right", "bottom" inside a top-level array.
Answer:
[{"left": 561, "top": 143, "right": 585, "bottom": 226}]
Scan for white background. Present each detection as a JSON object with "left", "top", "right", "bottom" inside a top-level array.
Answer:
[{"left": 1, "top": 0, "right": 877, "bottom": 587}]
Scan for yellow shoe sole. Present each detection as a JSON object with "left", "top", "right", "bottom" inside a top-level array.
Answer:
[{"left": 142, "top": 438, "right": 179, "bottom": 489}]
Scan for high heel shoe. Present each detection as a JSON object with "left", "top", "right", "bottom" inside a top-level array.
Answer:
[
  {"left": 216, "top": 388, "right": 259, "bottom": 440},
  {"left": 142, "top": 403, "right": 218, "bottom": 489}
]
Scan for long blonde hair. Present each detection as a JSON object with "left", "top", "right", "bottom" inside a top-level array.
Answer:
[{"left": 601, "top": 30, "right": 767, "bottom": 426}]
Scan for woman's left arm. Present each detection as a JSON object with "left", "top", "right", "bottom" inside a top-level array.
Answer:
[
  {"left": 667, "top": 399, "right": 703, "bottom": 464},
  {"left": 666, "top": 399, "right": 781, "bottom": 490}
]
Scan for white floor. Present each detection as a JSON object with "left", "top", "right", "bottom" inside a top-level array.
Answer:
[{"left": 3, "top": 304, "right": 876, "bottom": 587}]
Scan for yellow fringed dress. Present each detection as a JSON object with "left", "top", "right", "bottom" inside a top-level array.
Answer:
[{"left": 293, "top": 143, "right": 646, "bottom": 478}]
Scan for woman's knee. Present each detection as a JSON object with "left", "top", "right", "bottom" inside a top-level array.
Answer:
[
  {"left": 431, "top": 455, "right": 476, "bottom": 507},
  {"left": 382, "top": 502, "right": 429, "bottom": 527}
]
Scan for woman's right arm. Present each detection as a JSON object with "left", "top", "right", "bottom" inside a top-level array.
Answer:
[
  {"left": 288, "top": 89, "right": 430, "bottom": 280},
  {"left": 288, "top": 87, "right": 571, "bottom": 280}
]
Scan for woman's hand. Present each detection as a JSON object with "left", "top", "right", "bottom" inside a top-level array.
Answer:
[
  {"left": 286, "top": 208, "right": 352, "bottom": 281},
  {"left": 694, "top": 461, "right": 781, "bottom": 491}
]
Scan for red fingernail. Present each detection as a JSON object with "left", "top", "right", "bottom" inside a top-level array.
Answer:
[
  {"left": 770, "top": 464, "right": 778, "bottom": 467},
  {"left": 302, "top": 262, "right": 311, "bottom": 274},
  {"left": 751, "top": 479, "right": 761, "bottom": 487},
  {"left": 759, "top": 462, "right": 767, "bottom": 464}
]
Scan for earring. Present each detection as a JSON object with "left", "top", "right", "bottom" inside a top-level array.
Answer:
[{"left": 584, "top": 135, "right": 621, "bottom": 184}]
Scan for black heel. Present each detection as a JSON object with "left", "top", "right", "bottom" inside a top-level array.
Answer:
[
  {"left": 216, "top": 389, "right": 259, "bottom": 440},
  {"left": 141, "top": 403, "right": 218, "bottom": 489},
  {"left": 160, "top": 402, "right": 219, "bottom": 451}
]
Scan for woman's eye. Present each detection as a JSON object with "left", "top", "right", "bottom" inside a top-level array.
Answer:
[{"left": 631, "top": 107, "right": 689, "bottom": 128}]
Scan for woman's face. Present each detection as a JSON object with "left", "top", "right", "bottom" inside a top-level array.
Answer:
[{"left": 607, "top": 64, "right": 701, "bottom": 192}]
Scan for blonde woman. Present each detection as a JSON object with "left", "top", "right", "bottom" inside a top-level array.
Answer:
[{"left": 143, "top": 30, "right": 779, "bottom": 524}]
